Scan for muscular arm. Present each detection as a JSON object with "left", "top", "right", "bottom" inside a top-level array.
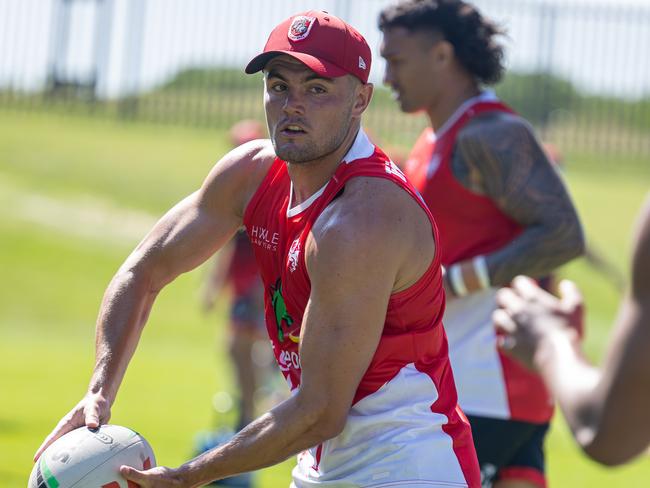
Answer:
[
  {"left": 495, "top": 195, "right": 650, "bottom": 465},
  {"left": 92, "top": 142, "right": 274, "bottom": 401},
  {"left": 559, "top": 197, "right": 650, "bottom": 464},
  {"left": 129, "top": 178, "right": 432, "bottom": 486},
  {"left": 451, "top": 113, "right": 585, "bottom": 287},
  {"left": 35, "top": 141, "right": 273, "bottom": 458}
]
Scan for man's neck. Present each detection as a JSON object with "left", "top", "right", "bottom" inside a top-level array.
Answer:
[
  {"left": 426, "top": 81, "right": 481, "bottom": 133},
  {"left": 287, "top": 123, "right": 360, "bottom": 207}
]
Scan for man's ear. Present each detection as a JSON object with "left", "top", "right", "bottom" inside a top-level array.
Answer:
[
  {"left": 352, "top": 82, "right": 373, "bottom": 117},
  {"left": 430, "top": 39, "right": 454, "bottom": 69}
]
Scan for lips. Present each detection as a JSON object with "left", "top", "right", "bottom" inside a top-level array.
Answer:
[{"left": 278, "top": 121, "right": 308, "bottom": 136}]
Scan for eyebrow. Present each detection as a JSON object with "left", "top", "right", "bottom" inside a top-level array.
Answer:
[{"left": 265, "top": 69, "right": 335, "bottom": 84}]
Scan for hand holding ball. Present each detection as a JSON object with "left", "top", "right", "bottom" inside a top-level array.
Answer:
[{"left": 29, "top": 425, "right": 155, "bottom": 488}]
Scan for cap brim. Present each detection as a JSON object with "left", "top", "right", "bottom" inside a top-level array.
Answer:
[{"left": 245, "top": 50, "right": 348, "bottom": 79}]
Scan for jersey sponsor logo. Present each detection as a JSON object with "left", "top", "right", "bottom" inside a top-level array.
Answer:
[
  {"left": 287, "top": 238, "right": 301, "bottom": 273},
  {"left": 270, "top": 278, "right": 294, "bottom": 342},
  {"left": 278, "top": 349, "right": 301, "bottom": 372},
  {"left": 250, "top": 225, "right": 279, "bottom": 252},
  {"left": 288, "top": 16, "right": 315, "bottom": 41}
]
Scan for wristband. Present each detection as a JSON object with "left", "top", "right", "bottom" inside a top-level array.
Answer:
[
  {"left": 473, "top": 255, "right": 491, "bottom": 290},
  {"left": 448, "top": 264, "right": 468, "bottom": 297}
]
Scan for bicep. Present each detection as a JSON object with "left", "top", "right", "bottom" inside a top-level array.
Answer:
[
  {"left": 120, "top": 142, "right": 270, "bottom": 287},
  {"left": 297, "top": 233, "right": 398, "bottom": 420},
  {"left": 457, "top": 118, "right": 577, "bottom": 227},
  {"left": 123, "top": 190, "right": 241, "bottom": 289}
]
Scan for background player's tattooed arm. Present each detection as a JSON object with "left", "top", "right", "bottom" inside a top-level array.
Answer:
[{"left": 451, "top": 112, "right": 585, "bottom": 286}]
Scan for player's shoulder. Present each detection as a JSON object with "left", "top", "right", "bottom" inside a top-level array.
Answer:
[
  {"left": 459, "top": 110, "right": 534, "bottom": 145},
  {"left": 216, "top": 138, "right": 275, "bottom": 176},
  {"left": 200, "top": 138, "right": 276, "bottom": 216},
  {"left": 307, "top": 175, "right": 434, "bottom": 290},
  {"left": 332, "top": 176, "right": 417, "bottom": 222},
  {"left": 203, "top": 139, "right": 275, "bottom": 189},
  {"left": 312, "top": 176, "right": 427, "bottom": 255}
]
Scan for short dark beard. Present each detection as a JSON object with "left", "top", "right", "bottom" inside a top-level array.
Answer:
[{"left": 273, "top": 104, "right": 354, "bottom": 164}]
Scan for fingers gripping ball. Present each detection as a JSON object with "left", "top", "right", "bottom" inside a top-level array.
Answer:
[{"left": 29, "top": 425, "right": 155, "bottom": 488}]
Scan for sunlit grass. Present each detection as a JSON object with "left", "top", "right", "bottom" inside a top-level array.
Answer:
[{"left": 0, "top": 110, "right": 648, "bottom": 487}]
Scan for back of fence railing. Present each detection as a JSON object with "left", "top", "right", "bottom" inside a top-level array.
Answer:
[{"left": 1, "top": 0, "right": 648, "bottom": 167}]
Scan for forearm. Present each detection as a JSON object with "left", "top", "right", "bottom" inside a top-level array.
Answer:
[
  {"left": 445, "top": 223, "right": 584, "bottom": 296},
  {"left": 175, "top": 392, "right": 337, "bottom": 487},
  {"left": 535, "top": 332, "right": 603, "bottom": 449},
  {"left": 88, "top": 268, "right": 158, "bottom": 403},
  {"left": 486, "top": 220, "right": 585, "bottom": 286}
]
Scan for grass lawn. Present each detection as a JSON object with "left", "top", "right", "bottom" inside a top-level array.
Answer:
[{"left": 0, "top": 110, "right": 648, "bottom": 487}]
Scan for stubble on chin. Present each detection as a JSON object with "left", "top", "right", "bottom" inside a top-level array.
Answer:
[
  {"left": 274, "top": 111, "right": 353, "bottom": 164},
  {"left": 274, "top": 141, "right": 319, "bottom": 164}
]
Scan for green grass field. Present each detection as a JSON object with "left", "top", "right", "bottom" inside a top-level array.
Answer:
[{"left": 0, "top": 110, "right": 648, "bottom": 487}]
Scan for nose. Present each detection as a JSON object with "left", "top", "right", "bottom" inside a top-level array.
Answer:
[{"left": 282, "top": 89, "right": 305, "bottom": 116}]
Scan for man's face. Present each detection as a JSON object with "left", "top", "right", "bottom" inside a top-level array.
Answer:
[
  {"left": 263, "top": 55, "right": 359, "bottom": 164},
  {"left": 380, "top": 27, "right": 441, "bottom": 113}
]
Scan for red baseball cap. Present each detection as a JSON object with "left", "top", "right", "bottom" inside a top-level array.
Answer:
[{"left": 245, "top": 10, "right": 372, "bottom": 84}]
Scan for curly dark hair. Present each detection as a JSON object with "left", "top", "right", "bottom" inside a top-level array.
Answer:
[{"left": 379, "top": 0, "right": 506, "bottom": 85}]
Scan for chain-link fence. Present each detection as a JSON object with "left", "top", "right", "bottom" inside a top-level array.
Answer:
[{"left": 1, "top": 0, "right": 649, "bottom": 166}]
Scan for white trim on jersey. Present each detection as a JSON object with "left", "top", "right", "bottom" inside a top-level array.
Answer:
[
  {"left": 444, "top": 288, "right": 511, "bottom": 419},
  {"left": 434, "top": 90, "right": 498, "bottom": 140},
  {"left": 291, "top": 363, "right": 469, "bottom": 487},
  {"left": 425, "top": 91, "right": 498, "bottom": 181},
  {"left": 287, "top": 183, "right": 329, "bottom": 218},
  {"left": 342, "top": 127, "right": 375, "bottom": 164}
]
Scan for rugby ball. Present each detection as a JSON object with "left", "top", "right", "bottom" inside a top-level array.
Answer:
[{"left": 28, "top": 425, "right": 156, "bottom": 488}]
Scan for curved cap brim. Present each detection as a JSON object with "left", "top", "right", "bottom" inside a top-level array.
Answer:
[{"left": 245, "top": 50, "right": 348, "bottom": 79}]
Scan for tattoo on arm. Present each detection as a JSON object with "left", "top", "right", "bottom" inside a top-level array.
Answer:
[{"left": 451, "top": 113, "right": 585, "bottom": 286}]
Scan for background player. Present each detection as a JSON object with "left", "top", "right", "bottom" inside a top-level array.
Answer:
[
  {"left": 495, "top": 193, "right": 650, "bottom": 466},
  {"left": 379, "top": 1, "right": 585, "bottom": 486}
]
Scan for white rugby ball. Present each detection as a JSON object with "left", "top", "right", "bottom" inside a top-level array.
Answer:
[{"left": 28, "top": 425, "right": 156, "bottom": 488}]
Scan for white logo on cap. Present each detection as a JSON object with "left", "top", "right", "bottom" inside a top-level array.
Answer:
[
  {"left": 358, "top": 56, "right": 367, "bottom": 70},
  {"left": 288, "top": 16, "right": 316, "bottom": 41}
]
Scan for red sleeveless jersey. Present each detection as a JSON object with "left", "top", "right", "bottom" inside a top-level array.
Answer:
[
  {"left": 404, "top": 95, "right": 553, "bottom": 424},
  {"left": 226, "top": 230, "right": 261, "bottom": 297},
  {"left": 243, "top": 130, "right": 479, "bottom": 487}
]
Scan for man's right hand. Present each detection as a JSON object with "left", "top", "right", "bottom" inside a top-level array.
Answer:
[{"left": 34, "top": 390, "right": 111, "bottom": 462}]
